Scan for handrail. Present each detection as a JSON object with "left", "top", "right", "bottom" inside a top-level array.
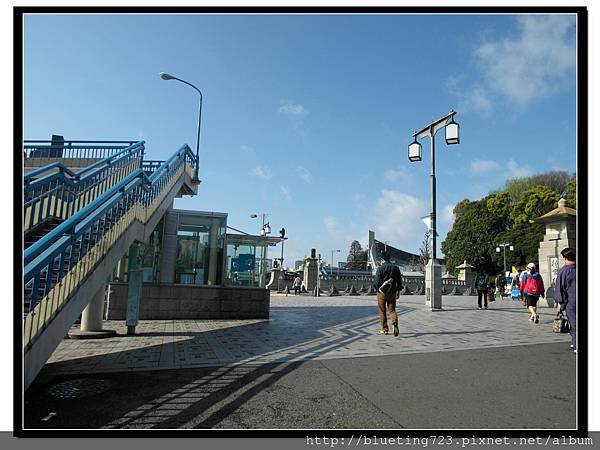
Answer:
[
  {"left": 24, "top": 139, "right": 138, "bottom": 161},
  {"left": 24, "top": 168, "right": 148, "bottom": 266},
  {"left": 23, "top": 142, "right": 145, "bottom": 233},
  {"left": 23, "top": 144, "right": 196, "bottom": 321},
  {"left": 24, "top": 141, "right": 144, "bottom": 184},
  {"left": 149, "top": 145, "right": 194, "bottom": 179},
  {"left": 24, "top": 163, "right": 78, "bottom": 183}
]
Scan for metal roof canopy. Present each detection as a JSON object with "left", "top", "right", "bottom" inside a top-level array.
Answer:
[{"left": 226, "top": 233, "right": 284, "bottom": 247}]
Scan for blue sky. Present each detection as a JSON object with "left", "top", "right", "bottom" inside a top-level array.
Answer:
[{"left": 23, "top": 13, "right": 577, "bottom": 267}]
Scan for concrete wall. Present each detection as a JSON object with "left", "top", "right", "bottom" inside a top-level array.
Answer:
[{"left": 107, "top": 282, "right": 270, "bottom": 320}]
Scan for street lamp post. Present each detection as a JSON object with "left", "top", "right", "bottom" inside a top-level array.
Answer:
[
  {"left": 408, "top": 111, "right": 460, "bottom": 310},
  {"left": 251, "top": 213, "right": 270, "bottom": 287},
  {"left": 279, "top": 228, "right": 286, "bottom": 268},
  {"left": 330, "top": 249, "right": 340, "bottom": 279},
  {"left": 160, "top": 72, "right": 203, "bottom": 182},
  {"left": 250, "top": 213, "right": 270, "bottom": 235},
  {"left": 495, "top": 243, "right": 514, "bottom": 275}
]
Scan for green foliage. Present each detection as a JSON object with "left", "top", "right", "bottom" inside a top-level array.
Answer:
[
  {"left": 346, "top": 240, "right": 368, "bottom": 270},
  {"left": 565, "top": 179, "right": 576, "bottom": 208},
  {"left": 510, "top": 185, "right": 560, "bottom": 225},
  {"left": 442, "top": 197, "right": 506, "bottom": 275},
  {"left": 442, "top": 170, "right": 575, "bottom": 276},
  {"left": 500, "top": 170, "right": 574, "bottom": 201}
]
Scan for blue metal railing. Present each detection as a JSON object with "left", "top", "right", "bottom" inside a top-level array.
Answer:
[
  {"left": 24, "top": 142, "right": 145, "bottom": 231},
  {"left": 23, "top": 144, "right": 197, "bottom": 317},
  {"left": 24, "top": 140, "right": 137, "bottom": 160}
]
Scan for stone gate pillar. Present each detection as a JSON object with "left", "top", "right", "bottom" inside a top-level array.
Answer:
[
  {"left": 304, "top": 249, "right": 318, "bottom": 291},
  {"left": 532, "top": 198, "right": 576, "bottom": 307}
]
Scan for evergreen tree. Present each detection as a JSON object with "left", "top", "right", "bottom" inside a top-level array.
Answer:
[
  {"left": 441, "top": 170, "right": 575, "bottom": 277},
  {"left": 346, "top": 240, "right": 367, "bottom": 270}
]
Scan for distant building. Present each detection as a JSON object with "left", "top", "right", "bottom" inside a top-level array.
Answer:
[{"left": 368, "top": 230, "right": 446, "bottom": 274}]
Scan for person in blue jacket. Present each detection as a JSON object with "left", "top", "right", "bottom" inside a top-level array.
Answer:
[{"left": 554, "top": 248, "right": 577, "bottom": 353}]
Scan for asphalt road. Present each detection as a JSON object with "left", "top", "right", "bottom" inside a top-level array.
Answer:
[{"left": 24, "top": 342, "right": 576, "bottom": 430}]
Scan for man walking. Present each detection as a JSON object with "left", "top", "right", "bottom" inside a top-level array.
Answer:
[
  {"left": 555, "top": 248, "right": 577, "bottom": 353},
  {"left": 474, "top": 270, "right": 490, "bottom": 309},
  {"left": 373, "top": 251, "right": 403, "bottom": 336}
]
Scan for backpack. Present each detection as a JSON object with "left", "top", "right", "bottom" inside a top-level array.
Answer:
[
  {"left": 378, "top": 276, "right": 396, "bottom": 294},
  {"left": 525, "top": 274, "right": 544, "bottom": 296}
]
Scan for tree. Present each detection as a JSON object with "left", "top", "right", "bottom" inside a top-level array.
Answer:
[
  {"left": 442, "top": 197, "right": 505, "bottom": 275},
  {"left": 565, "top": 178, "right": 576, "bottom": 209},
  {"left": 419, "top": 230, "right": 431, "bottom": 269},
  {"left": 442, "top": 170, "right": 572, "bottom": 277},
  {"left": 510, "top": 185, "right": 560, "bottom": 225},
  {"left": 346, "top": 240, "right": 367, "bottom": 270},
  {"left": 499, "top": 170, "right": 573, "bottom": 201}
]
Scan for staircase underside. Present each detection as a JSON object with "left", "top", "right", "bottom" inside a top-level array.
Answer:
[{"left": 23, "top": 168, "right": 196, "bottom": 389}]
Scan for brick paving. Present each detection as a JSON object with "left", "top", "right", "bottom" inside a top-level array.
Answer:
[{"left": 43, "top": 294, "right": 571, "bottom": 375}]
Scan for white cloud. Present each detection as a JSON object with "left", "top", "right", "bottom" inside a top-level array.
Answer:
[
  {"left": 280, "top": 185, "right": 291, "bottom": 200},
  {"left": 371, "top": 190, "right": 427, "bottom": 249},
  {"left": 323, "top": 216, "right": 337, "bottom": 233},
  {"left": 278, "top": 100, "right": 309, "bottom": 116},
  {"left": 296, "top": 166, "right": 312, "bottom": 184},
  {"left": 471, "top": 159, "right": 502, "bottom": 173},
  {"left": 507, "top": 158, "right": 533, "bottom": 178},
  {"left": 441, "top": 204, "right": 456, "bottom": 227},
  {"left": 449, "top": 15, "right": 575, "bottom": 112},
  {"left": 471, "top": 158, "right": 532, "bottom": 180},
  {"left": 383, "top": 167, "right": 412, "bottom": 185},
  {"left": 249, "top": 165, "right": 272, "bottom": 180}
]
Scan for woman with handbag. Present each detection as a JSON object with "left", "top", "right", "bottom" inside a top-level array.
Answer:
[{"left": 554, "top": 248, "right": 577, "bottom": 353}]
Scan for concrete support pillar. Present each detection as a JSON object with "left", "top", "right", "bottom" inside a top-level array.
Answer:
[
  {"left": 116, "top": 254, "right": 127, "bottom": 281},
  {"left": 69, "top": 284, "right": 116, "bottom": 339},
  {"left": 425, "top": 259, "right": 442, "bottom": 310},
  {"left": 159, "top": 205, "right": 178, "bottom": 283},
  {"left": 207, "top": 217, "right": 219, "bottom": 285},
  {"left": 126, "top": 243, "right": 144, "bottom": 335},
  {"left": 80, "top": 284, "right": 106, "bottom": 331}
]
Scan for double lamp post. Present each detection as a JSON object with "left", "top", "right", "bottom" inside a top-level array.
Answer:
[{"left": 408, "top": 111, "right": 460, "bottom": 310}]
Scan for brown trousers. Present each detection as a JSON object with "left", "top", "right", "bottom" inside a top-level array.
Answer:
[{"left": 377, "top": 291, "right": 398, "bottom": 331}]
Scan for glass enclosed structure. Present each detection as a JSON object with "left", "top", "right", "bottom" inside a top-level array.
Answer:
[
  {"left": 119, "top": 209, "right": 282, "bottom": 287},
  {"left": 225, "top": 233, "right": 283, "bottom": 287}
]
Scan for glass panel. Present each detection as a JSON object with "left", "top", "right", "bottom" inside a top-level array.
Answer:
[
  {"left": 140, "top": 223, "right": 162, "bottom": 282},
  {"left": 175, "top": 229, "right": 210, "bottom": 285}
]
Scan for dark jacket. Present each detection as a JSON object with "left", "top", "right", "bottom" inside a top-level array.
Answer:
[
  {"left": 374, "top": 261, "right": 403, "bottom": 293},
  {"left": 474, "top": 273, "right": 489, "bottom": 292},
  {"left": 554, "top": 264, "right": 576, "bottom": 311}
]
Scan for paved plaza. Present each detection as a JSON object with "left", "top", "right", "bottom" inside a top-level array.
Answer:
[
  {"left": 26, "top": 294, "right": 577, "bottom": 430},
  {"left": 43, "top": 294, "right": 571, "bottom": 375}
]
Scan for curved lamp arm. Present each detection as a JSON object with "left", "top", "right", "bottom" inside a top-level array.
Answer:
[{"left": 160, "top": 72, "right": 203, "bottom": 181}]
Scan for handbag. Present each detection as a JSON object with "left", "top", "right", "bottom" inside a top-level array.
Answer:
[{"left": 552, "top": 311, "right": 570, "bottom": 333}]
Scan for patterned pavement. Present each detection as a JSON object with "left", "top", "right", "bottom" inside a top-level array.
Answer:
[{"left": 43, "top": 294, "right": 571, "bottom": 375}]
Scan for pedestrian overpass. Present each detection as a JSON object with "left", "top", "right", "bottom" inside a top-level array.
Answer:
[{"left": 22, "top": 139, "right": 199, "bottom": 389}]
